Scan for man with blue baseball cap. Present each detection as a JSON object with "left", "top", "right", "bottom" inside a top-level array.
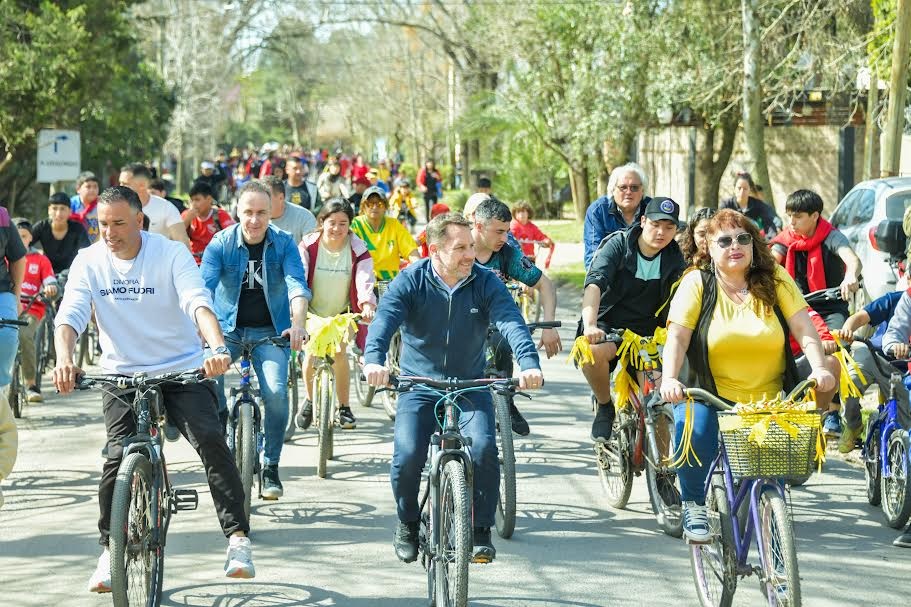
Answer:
[{"left": 576, "top": 196, "right": 686, "bottom": 443}]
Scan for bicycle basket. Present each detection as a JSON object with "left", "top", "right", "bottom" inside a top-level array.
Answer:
[{"left": 718, "top": 409, "right": 821, "bottom": 480}]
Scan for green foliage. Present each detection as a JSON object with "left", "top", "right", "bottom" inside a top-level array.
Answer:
[
  {"left": 442, "top": 189, "right": 470, "bottom": 212},
  {"left": 869, "top": 0, "right": 897, "bottom": 80},
  {"left": 398, "top": 162, "right": 417, "bottom": 180}
]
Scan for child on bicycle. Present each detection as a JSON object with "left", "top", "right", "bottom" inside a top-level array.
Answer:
[
  {"left": 389, "top": 178, "right": 418, "bottom": 233},
  {"left": 510, "top": 201, "right": 553, "bottom": 263},
  {"left": 13, "top": 219, "right": 57, "bottom": 402}
]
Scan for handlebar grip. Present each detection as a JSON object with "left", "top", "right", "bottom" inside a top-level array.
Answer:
[{"left": 0, "top": 318, "right": 28, "bottom": 327}]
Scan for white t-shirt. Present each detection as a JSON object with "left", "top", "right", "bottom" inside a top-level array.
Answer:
[
  {"left": 271, "top": 202, "right": 317, "bottom": 245},
  {"left": 55, "top": 232, "right": 213, "bottom": 375},
  {"left": 143, "top": 194, "right": 184, "bottom": 237}
]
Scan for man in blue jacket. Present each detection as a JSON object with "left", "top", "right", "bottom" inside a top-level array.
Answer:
[
  {"left": 364, "top": 213, "right": 544, "bottom": 565},
  {"left": 201, "top": 180, "right": 311, "bottom": 501},
  {"left": 583, "top": 163, "right": 651, "bottom": 268}
]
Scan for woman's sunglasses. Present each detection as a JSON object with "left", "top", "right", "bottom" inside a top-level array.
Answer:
[{"left": 714, "top": 233, "right": 753, "bottom": 248}]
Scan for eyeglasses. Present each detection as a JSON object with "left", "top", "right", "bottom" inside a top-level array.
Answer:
[
  {"left": 616, "top": 184, "right": 641, "bottom": 193},
  {"left": 363, "top": 201, "right": 386, "bottom": 208},
  {"left": 714, "top": 233, "right": 753, "bottom": 248}
]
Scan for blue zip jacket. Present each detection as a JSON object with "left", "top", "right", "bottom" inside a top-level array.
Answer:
[
  {"left": 200, "top": 223, "right": 311, "bottom": 334},
  {"left": 583, "top": 195, "right": 650, "bottom": 269},
  {"left": 365, "top": 258, "right": 540, "bottom": 378}
]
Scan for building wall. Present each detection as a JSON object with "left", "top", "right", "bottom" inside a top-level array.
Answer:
[{"left": 638, "top": 125, "right": 868, "bottom": 219}]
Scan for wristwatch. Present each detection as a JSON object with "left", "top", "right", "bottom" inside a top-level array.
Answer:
[{"left": 213, "top": 345, "right": 230, "bottom": 356}]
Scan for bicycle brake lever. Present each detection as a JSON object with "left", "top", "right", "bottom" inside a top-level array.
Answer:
[{"left": 514, "top": 391, "right": 532, "bottom": 400}]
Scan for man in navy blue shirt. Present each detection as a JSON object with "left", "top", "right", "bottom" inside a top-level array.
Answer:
[
  {"left": 583, "top": 163, "right": 651, "bottom": 268},
  {"left": 364, "top": 212, "right": 544, "bottom": 565}
]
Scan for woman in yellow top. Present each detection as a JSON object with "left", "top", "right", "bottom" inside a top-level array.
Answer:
[
  {"left": 659, "top": 209, "right": 836, "bottom": 543},
  {"left": 388, "top": 178, "right": 418, "bottom": 233}
]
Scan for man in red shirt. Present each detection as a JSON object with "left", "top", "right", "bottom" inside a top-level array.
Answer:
[
  {"left": 14, "top": 219, "right": 57, "bottom": 402},
  {"left": 182, "top": 182, "right": 235, "bottom": 264}
]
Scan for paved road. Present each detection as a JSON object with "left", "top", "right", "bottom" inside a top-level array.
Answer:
[{"left": 1, "top": 315, "right": 909, "bottom": 606}]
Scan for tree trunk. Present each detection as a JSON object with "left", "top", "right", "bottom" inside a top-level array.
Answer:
[
  {"left": 882, "top": 0, "right": 911, "bottom": 177},
  {"left": 864, "top": 76, "right": 879, "bottom": 181},
  {"left": 569, "top": 159, "right": 590, "bottom": 221},
  {"left": 469, "top": 139, "right": 481, "bottom": 189},
  {"left": 696, "top": 117, "right": 738, "bottom": 208},
  {"left": 459, "top": 139, "right": 469, "bottom": 190},
  {"left": 741, "top": 0, "right": 774, "bottom": 207}
]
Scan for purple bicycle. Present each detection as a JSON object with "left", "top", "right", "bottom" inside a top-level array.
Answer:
[{"left": 684, "top": 379, "right": 819, "bottom": 607}]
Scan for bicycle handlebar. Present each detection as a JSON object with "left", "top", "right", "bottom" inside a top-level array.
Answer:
[
  {"left": 844, "top": 336, "right": 911, "bottom": 376},
  {"left": 526, "top": 321, "right": 561, "bottom": 332},
  {"left": 387, "top": 375, "right": 521, "bottom": 392},
  {"left": 803, "top": 287, "right": 844, "bottom": 306},
  {"left": 76, "top": 368, "right": 207, "bottom": 390},
  {"left": 0, "top": 317, "right": 29, "bottom": 328},
  {"left": 682, "top": 379, "right": 818, "bottom": 412}
]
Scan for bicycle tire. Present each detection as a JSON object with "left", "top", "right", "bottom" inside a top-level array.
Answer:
[
  {"left": 436, "top": 460, "right": 471, "bottom": 607},
  {"left": 77, "top": 330, "right": 89, "bottom": 368},
  {"left": 645, "top": 406, "right": 683, "bottom": 538},
  {"left": 235, "top": 402, "right": 255, "bottom": 520},
  {"left": 758, "top": 487, "right": 802, "bottom": 606},
  {"left": 34, "top": 321, "right": 45, "bottom": 392},
  {"left": 316, "top": 370, "right": 333, "bottom": 478},
  {"left": 494, "top": 392, "right": 517, "bottom": 539},
  {"left": 596, "top": 411, "right": 633, "bottom": 508},
  {"left": 285, "top": 353, "right": 299, "bottom": 443},
  {"left": 9, "top": 355, "right": 22, "bottom": 419},
  {"left": 690, "top": 477, "right": 737, "bottom": 607},
  {"left": 110, "top": 452, "right": 163, "bottom": 607},
  {"left": 382, "top": 331, "right": 401, "bottom": 420},
  {"left": 865, "top": 415, "right": 882, "bottom": 506},
  {"left": 86, "top": 325, "right": 97, "bottom": 365},
  {"left": 882, "top": 429, "right": 911, "bottom": 529},
  {"left": 351, "top": 352, "right": 371, "bottom": 407}
]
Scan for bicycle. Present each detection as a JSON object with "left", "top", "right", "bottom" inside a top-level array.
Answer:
[
  {"left": 20, "top": 291, "right": 57, "bottom": 391},
  {"left": 854, "top": 337, "right": 911, "bottom": 529},
  {"left": 4, "top": 317, "right": 31, "bottom": 418},
  {"left": 594, "top": 327, "right": 683, "bottom": 537},
  {"left": 226, "top": 335, "right": 289, "bottom": 519},
  {"left": 485, "top": 320, "right": 562, "bottom": 539},
  {"left": 374, "top": 279, "right": 401, "bottom": 419},
  {"left": 77, "top": 316, "right": 100, "bottom": 368},
  {"left": 505, "top": 281, "right": 541, "bottom": 325},
  {"left": 75, "top": 369, "right": 203, "bottom": 607},
  {"left": 380, "top": 375, "right": 521, "bottom": 607},
  {"left": 284, "top": 350, "right": 300, "bottom": 443},
  {"left": 680, "top": 380, "right": 820, "bottom": 607}
]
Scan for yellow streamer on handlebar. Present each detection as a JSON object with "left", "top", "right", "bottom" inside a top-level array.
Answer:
[
  {"left": 666, "top": 395, "right": 702, "bottom": 468},
  {"left": 831, "top": 335, "right": 867, "bottom": 401},
  {"left": 304, "top": 313, "right": 360, "bottom": 358}
]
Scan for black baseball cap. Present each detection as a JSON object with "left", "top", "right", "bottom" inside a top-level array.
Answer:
[
  {"left": 644, "top": 196, "right": 681, "bottom": 225},
  {"left": 48, "top": 192, "right": 71, "bottom": 207}
]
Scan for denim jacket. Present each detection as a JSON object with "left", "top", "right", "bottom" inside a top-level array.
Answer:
[{"left": 200, "top": 224, "right": 311, "bottom": 334}]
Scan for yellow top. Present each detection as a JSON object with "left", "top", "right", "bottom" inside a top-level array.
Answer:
[
  {"left": 350, "top": 215, "right": 418, "bottom": 280},
  {"left": 389, "top": 190, "right": 417, "bottom": 214},
  {"left": 667, "top": 265, "right": 807, "bottom": 403}
]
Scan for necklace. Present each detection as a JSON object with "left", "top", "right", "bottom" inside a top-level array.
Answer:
[{"left": 715, "top": 271, "right": 749, "bottom": 298}]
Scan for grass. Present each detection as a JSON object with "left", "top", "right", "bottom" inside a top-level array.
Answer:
[
  {"left": 536, "top": 219, "right": 583, "bottom": 244},
  {"left": 549, "top": 261, "right": 585, "bottom": 290}
]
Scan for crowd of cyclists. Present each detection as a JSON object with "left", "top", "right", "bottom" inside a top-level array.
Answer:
[{"left": 1, "top": 148, "right": 910, "bottom": 601}]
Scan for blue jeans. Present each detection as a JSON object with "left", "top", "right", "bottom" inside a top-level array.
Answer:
[
  {"left": 0, "top": 293, "right": 19, "bottom": 386},
  {"left": 391, "top": 389, "right": 499, "bottom": 528},
  {"left": 211, "top": 327, "right": 289, "bottom": 466},
  {"left": 673, "top": 401, "right": 719, "bottom": 505}
]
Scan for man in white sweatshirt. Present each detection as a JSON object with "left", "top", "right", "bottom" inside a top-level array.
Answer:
[{"left": 52, "top": 185, "right": 255, "bottom": 593}]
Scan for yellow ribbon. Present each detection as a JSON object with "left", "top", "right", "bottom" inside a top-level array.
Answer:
[
  {"left": 831, "top": 335, "right": 867, "bottom": 401},
  {"left": 612, "top": 328, "right": 666, "bottom": 409},
  {"left": 666, "top": 396, "right": 702, "bottom": 468},
  {"left": 568, "top": 335, "right": 595, "bottom": 368},
  {"left": 304, "top": 313, "right": 360, "bottom": 358}
]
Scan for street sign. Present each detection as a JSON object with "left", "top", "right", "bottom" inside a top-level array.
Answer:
[{"left": 37, "top": 129, "right": 80, "bottom": 183}]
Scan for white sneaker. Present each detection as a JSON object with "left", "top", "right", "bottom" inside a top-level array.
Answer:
[
  {"left": 88, "top": 548, "right": 111, "bottom": 593},
  {"left": 224, "top": 535, "right": 255, "bottom": 579},
  {"left": 683, "top": 501, "right": 712, "bottom": 544}
]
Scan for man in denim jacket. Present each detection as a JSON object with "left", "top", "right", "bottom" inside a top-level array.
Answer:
[{"left": 201, "top": 180, "right": 311, "bottom": 500}]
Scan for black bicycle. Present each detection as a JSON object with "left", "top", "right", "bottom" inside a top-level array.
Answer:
[
  {"left": 381, "top": 375, "right": 521, "bottom": 607},
  {"left": 4, "top": 316, "right": 33, "bottom": 418},
  {"left": 76, "top": 369, "right": 203, "bottom": 607}
]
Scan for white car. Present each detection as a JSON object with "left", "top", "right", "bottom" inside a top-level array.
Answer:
[{"left": 830, "top": 177, "right": 911, "bottom": 302}]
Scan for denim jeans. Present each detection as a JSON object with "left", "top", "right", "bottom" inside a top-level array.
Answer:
[
  {"left": 0, "top": 293, "right": 19, "bottom": 386},
  {"left": 391, "top": 389, "right": 499, "bottom": 528},
  {"left": 673, "top": 401, "right": 719, "bottom": 505},
  {"left": 211, "top": 326, "right": 289, "bottom": 466}
]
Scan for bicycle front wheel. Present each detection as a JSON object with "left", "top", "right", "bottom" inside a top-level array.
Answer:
[
  {"left": 865, "top": 415, "right": 882, "bottom": 506},
  {"left": 77, "top": 330, "right": 89, "bottom": 368},
  {"left": 9, "top": 355, "right": 22, "bottom": 418},
  {"left": 645, "top": 405, "right": 682, "bottom": 537},
  {"left": 382, "top": 331, "right": 401, "bottom": 420},
  {"left": 690, "top": 477, "right": 736, "bottom": 607},
  {"left": 235, "top": 402, "right": 256, "bottom": 519},
  {"left": 882, "top": 429, "right": 911, "bottom": 528},
  {"left": 285, "top": 353, "right": 299, "bottom": 443},
  {"left": 595, "top": 412, "right": 633, "bottom": 509},
  {"left": 110, "top": 452, "right": 164, "bottom": 607},
  {"left": 34, "top": 321, "right": 46, "bottom": 392},
  {"left": 758, "top": 487, "right": 801, "bottom": 606},
  {"left": 435, "top": 460, "right": 471, "bottom": 607},
  {"left": 316, "top": 369, "right": 334, "bottom": 478},
  {"left": 494, "top": 392, "right": 516, "bottom": 539}
]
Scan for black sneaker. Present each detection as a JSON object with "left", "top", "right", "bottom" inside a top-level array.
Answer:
[
  {"left": 591, "top": 402, "right": 616, "bottom": 443},
  {"left": 295, "top": 400, "right": 313, "bottom": 430},
  {"left": 472, "top": 527, "right": 496, "bottom": 563},
  {"left": 894, "top": 527, "right": 911, "bottom": 548},
  {"left": 336, "top": 406, "right": 356, "bottom": 429},
  {"left": 261, "top": 464, "right": 283, "bottom": 500},
  {"left": 509, "top": 401, "right": 530, "bottom": 436},
  {"left": 393, "top": 521, "right": 419, "bottom": 563}
]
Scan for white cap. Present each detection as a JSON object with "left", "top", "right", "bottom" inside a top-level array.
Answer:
[{"left": 463, "top": 193, "right": 491, "bottom": 219}]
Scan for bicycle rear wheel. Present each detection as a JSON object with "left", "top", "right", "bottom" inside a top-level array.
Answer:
[
  {"left": 350, "top": 351, "right": 372, "bottom": 407},
  {"left": 34, "top": 321, "right": 46, "bottom": 392},
  {"left": 494, "top": 392, "right": 516, "bottom": 539},
  {"left": 758, "top": 487, "right": 801, "bottom": 606},
  {"left": 77, "top": 330, "right": 89, "bottom": 368},
  {"left": 864, "top": 415, "right": 882, "bottom": 506},
  {"left": 316, "top": 369, "right": 334, "bottom": 478},
  {"left": 690, "top": 476, "right": 737, "bottom": 607},
  {"left": 882, "top": 429, "right": 911, "bottom": 529},
  {"left": 9, "top": 355, "right": 23, "bottom": 418},
  {"left": 110, "top": 452, "right": 163, "bottom": 607},
  {"left": 382, "top": 331, "right": 401, "bottom": 420},
  {"left": 435, "top": 460, "right": 471, "bottom": 607},
  {"left": 234, "top": 401, "right": 255, "bottom": 520},
  {"left": 86, "top": 324, "right": 98, "bottom": 365},
  {"left": 645, "top": 405, "right": 682, "bottom": 537},
  {"left": 285, "top": 353, "right": 299, "bottom": 443},
  {"left": 595, "top": 412, "right": 633, "bottom": 509}
]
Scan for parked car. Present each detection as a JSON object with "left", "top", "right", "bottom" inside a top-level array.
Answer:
[{"left": 830, "top": 177, "right": 911, "bottom": 302}]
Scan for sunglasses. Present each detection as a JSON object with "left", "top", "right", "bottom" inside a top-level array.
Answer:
[
  {"left": 616, "top": 184, "right": 641, "bottom": 193},
  {"left": 714, "top": 233, "right": 753, "bottom": 248},
  {"left": 363, "top": 201, "right": 386, "bottom": 208}
]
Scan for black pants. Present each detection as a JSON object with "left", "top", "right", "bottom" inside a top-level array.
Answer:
[
  {"left": 98, "top": 381, "right": 249, "bottom": 546},
  {"left": 423, "top": 195, "right": 437, "bottom": 222},
  {"left": 487, "top": 330, "right": 514, "bottom": 378}
]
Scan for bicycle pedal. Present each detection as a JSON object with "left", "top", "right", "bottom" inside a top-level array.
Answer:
[{"left": 172, "top": 488, "right": 199, "bottom": 512}]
